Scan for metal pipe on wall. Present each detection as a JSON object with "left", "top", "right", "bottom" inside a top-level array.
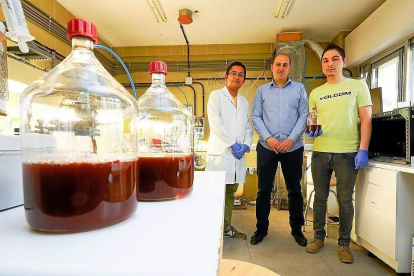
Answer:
[{"left": 179, "top": 23, "right": 191, "bottom": 77}]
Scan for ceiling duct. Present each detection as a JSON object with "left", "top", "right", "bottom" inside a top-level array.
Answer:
[{"left": 302, "top": 38, "right": 324, "bottom": 61}]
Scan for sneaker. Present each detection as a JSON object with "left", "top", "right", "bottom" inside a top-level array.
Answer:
[
  {"left": 306, "top": 239, "right": 324, "bottom": 253},
  {"left": 223, "top": 226, "right": 247, "bottom": 240},
  {"left": 338, "top": 245, "right": 354, "bottom": 263}
]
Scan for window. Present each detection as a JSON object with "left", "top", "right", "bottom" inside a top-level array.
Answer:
[
  {"left": 407, "top": 39, "right": 414, "bottom": 106},
  {"left": 370, "top": 49, "right": 403, "bottom": 112}
]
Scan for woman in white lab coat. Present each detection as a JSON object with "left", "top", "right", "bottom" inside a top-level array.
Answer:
[{"left": 206, "top": 61, "right": 253, "bottom": 240}]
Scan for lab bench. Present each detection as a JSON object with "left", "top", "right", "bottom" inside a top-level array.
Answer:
[{"left": 0, "top": 171, "right": 226, "bottom": 276}]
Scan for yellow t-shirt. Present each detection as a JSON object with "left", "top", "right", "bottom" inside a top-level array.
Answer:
[{"left": 309, "top": 78, "right": 372, "bottom": 153}]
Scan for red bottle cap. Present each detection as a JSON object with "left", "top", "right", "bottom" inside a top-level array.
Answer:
[
  {"left": 67, "top": 18, "right": 98, "bottom": 44},
  {"left": 149, "top": 61, "right": 168, "bottom": 75}
]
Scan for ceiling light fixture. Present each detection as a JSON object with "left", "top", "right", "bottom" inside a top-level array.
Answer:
[
  {"left": 146, "top": 0, "right": 168, "bottom": 23},
  {"left": 275, "top": 0, "right": 293, "bottom": 19}
]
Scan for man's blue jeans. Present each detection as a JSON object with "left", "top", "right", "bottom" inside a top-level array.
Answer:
[{"left": 311, "top": 151, "right": 358, "bottom": 246}]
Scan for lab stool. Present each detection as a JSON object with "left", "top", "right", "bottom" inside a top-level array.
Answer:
[{"left": 303, "top": 183, "right": 339, "bottom": 237}]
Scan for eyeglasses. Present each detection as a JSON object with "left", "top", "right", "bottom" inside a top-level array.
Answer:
[{"left": 228, "top": 71, "right": 245, "bottom": 78}]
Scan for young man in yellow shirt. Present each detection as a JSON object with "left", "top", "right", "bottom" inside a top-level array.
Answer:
[{"left": 305, "top": 44, "right": 372, "bottom": 264}]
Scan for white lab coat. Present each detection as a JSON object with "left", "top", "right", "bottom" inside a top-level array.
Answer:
[{"left": 206, "top": 87, "right": 253, "bottom": 184}]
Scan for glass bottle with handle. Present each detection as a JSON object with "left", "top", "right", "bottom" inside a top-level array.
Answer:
[
  {"left": 137, "top": 61, "right": 194, "bottom": 201},
  {"left": 19, "top": 18, "right": 138, "bottom": 232}
]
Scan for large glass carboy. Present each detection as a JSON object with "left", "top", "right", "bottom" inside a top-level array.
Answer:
[
  {"left": 137, "top": 61, "right": 194, "bottom": 201},
  {"left": 19, "top": 18, "right": 138, "bottom": 231}
]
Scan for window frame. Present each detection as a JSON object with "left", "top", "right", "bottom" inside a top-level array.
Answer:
[{"left": 359, "top": 39, "right": 411, "bottom": 110}]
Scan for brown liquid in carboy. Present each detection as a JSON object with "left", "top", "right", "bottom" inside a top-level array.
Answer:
[
  {"left": 306, "top": 125, "right": 322, "bottom": 133},
  {"left": 23, "top": 159, "right": 138, "bottom": 231},
  {"left": 138, "top": 154, "right": 194, "bottom": 201}
]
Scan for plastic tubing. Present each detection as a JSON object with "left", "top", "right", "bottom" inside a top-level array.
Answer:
[
  {"left": 305, "top": 72, "right": 324, "bottom": 90},
  {"left": 94, "top": 45, "right": 136, "bottom": 99}
]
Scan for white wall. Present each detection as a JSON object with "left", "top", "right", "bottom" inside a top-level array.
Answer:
[{"left": 345, "top": 0, "right": 414, "bottom": 67}]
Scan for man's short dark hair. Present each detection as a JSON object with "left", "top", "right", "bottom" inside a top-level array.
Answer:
[
  {"left": 270, "top": 53, "right": 292, "bottom": 65},
  {"left": 322, "top": 44, "right": 345, "bottom": 60},
  {"left": 226, "top": 61, "right": 246, "bottom": 78}
]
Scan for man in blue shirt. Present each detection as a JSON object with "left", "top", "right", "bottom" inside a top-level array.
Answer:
[{"left": 251, "top": 54, "right": 308, "bottom": 247}]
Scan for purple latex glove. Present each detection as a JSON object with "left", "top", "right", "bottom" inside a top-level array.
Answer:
[
  {"left": 233, "top": 144, "right": 249, "bottom": 159},
  {"left": 355, "top": 149, "right": 369, "bottom": 170}
]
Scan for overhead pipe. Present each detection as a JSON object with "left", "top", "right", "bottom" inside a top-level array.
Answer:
[
  {"left": 179, "top": 23, "right": 191, "bottom": 77},
  {"left": 191, "top": 82, "right": 205, "bottom": 118},
  {"left": 302, "top": 38, "right": 324, "bottom": 61}
]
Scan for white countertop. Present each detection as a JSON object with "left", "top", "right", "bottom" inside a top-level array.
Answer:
[
  {"left": 0, "top": 171, "right": 226, "bottom": 276},
  {"left": 368, "top": 161, "right": 414, "bottom": 174}
]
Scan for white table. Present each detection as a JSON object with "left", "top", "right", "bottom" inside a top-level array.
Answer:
[{"left": 0, "top": 171, "right": 226, "bottom": 276}]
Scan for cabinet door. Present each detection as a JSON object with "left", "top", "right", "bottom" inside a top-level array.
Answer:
[{"left": 355, "top": 167, "right": 397, "bottom": 259}]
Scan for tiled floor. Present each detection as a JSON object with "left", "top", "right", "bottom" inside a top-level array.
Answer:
[{"left": 222, "top": 206, "right": 401, "bottom": 276}]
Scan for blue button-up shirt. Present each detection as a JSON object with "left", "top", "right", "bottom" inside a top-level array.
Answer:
[{"left": 252, "top": 78, "right": 308, "bottom": 152}]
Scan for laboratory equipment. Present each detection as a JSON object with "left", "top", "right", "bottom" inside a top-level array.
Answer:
[
  {"left": 0, "top": 22, "right": 8, "bottom": 118},
  {"left": 194, "top": 117, "right": 204, "bottom": 140},
  {"left": 19, "top": 18, "right": 138, "bottom": 232},
  {"left": 137, "top": 61, "right": 194, "bottom": 201},
  {"left": 369, "top": 106, "right": 414, "bottom": 164},
  {"left": 306, "top": 107, "right": 321, "bottom": 133},
  {"left": 275, "top": 40, "right": 305, "bottom": 84},
  {"left": 0, "top": 135, "right": 23, "bottom": 211},
  {"left": 0, "top": 0, "right": 35, "bottom": 53}
]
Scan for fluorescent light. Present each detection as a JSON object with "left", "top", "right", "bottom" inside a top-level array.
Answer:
[
  {"left": 146, "top": 0, "right": 168, "bottom": 23},
  {"left": 275, "top": 0, "right": 293, "bottom": 19},
  {"left": 8, "top": 79, "right": 28, "bottom": 94}
]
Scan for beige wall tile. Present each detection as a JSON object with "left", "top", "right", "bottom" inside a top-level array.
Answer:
[
  {"left": 195, "top": 45, "right": 208, "bottom": 55},
  {"left": 66, "top": 11, "right": 76, "bottom": 24},
  {"left": 246, "top": 43, "right": 259, "bottom": 54},
  {"left": 54, "top": 2, "right": 67, "bottom": 26},
  {"left": 97, "top": 40, "right": 112, "bottom": 60},
  {"left": 29, "top": 0, "right": 42, "bottom": 8},
  {"left": 41, "top": 30, "right": 56, "bottom": 49},
  {"left": 172, "top": 45, "right": 184, "bottom": 56},
  {"left": 27, "top": 21, "right": 42, "bottom": 41},
  {"left": 208, "top": 44, "right": 220, "bottom": 55},
  {"left": 221, "top": 44, "right": 234, "bottom": 54},
  {"left": 189, "top": 45, "right": 195, "bottom": 55},
  {"left": 135, "top": 47, "right": 147, "bottom": 56},
  {"left": 233, "top": 44, "right": 246, "bottom": 54},
  {"left": 41, "top": 0, "right": 54, "bottom": 16},
  {"left": 113, "top": 47, "right": 123, "bottom": 56},
  {"left": 123, "top": 47, "right": 135, "bottom": 57},
  {"left": 147, "top": 46, "right": 159, "bottom": 56},
  {"left": 55, "top": 39, "right": 70, "bottom": 57},
  {"left": 258, "top": 43, "right": 271, "bottom": 53},
  {"left": 159, "top": 46, "right": 172, "bottom": 56}
]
